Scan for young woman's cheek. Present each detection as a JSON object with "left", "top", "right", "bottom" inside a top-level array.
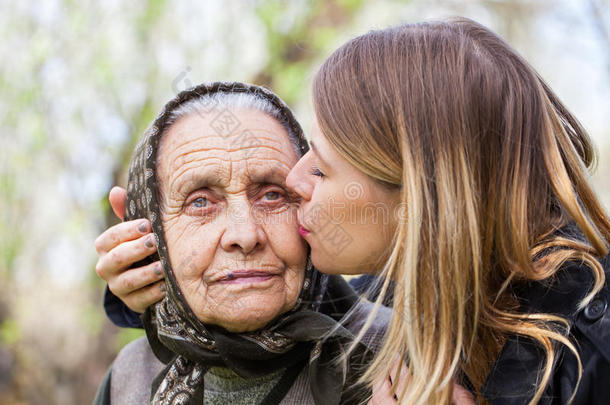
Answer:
[{"left": 263, "top": 207, "right": 307, "bottom": 256}]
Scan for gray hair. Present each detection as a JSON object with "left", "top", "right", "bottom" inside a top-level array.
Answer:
[{"left": 165, "top": 91, "right": 304, "bottom": 156}]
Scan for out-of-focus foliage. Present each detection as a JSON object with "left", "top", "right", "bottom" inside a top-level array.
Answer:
[{"left": 1, "top": 0, "right": 608, "bottom": 403}]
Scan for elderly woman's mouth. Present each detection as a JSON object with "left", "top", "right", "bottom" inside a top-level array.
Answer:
[{"left": 217, "top": 270, "right": 279, "bottom": 284}]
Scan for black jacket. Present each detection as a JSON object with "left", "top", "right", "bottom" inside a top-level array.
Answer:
[
  {"left": 103, "top": 287, "right": 143, "bottom": 328},
  {"left": 482, "top": 252, "right": 610, "bottom": 404}
]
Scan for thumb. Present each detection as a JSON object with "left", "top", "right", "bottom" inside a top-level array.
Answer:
[{"left": 109, "top": 186, "right": 127, "bottom": 221}]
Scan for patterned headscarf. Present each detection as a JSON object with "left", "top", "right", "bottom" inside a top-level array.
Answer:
[{"left": 124, "top": 82, "right": 371, "bottom": 405}]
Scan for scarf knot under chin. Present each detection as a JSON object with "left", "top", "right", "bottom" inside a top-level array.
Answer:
[{"left": 144, "top": 273, "right": 372, "bottom": 405}]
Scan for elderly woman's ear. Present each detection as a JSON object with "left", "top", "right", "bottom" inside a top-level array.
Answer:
[{"left": 94, "top": 186, "right": 165, "bottom": 314}]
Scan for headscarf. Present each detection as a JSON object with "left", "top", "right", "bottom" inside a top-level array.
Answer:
[{"left": 124, "top": 82, "right": 373, "bottom": 405}]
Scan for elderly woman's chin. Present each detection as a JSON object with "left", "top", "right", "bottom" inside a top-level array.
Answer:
[{"left": 183, "top": 273, "right": 304, "bottom": 333}]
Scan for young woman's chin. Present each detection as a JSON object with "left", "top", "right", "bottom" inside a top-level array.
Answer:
[{"left": 308, "top": 239, "right": 384, "bottom": 276}]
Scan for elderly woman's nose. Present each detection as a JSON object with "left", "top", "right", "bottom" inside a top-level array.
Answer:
[{"left": 220, "top": 205, "right": 267, "bottom": 254}]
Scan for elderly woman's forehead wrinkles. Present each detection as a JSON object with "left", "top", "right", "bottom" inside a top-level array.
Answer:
[
  {"left": 170, "top": 159, "right": 230, "bottom": 194},
  {"left": 166, "top": 136, "right": 294, "bottom": 172},
  {"left": 169, "top": 144, "right": 230, "bottom": 173}
]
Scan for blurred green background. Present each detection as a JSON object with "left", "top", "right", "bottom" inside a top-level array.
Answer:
[{"left": 1, "top": 0, "right": 609, "bottom": 403}]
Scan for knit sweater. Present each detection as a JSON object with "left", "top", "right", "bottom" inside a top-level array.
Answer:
[{"left": 203, "top": 367, "right": 287, "bottom": 405}]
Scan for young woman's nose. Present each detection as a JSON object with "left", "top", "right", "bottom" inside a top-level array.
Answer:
[{"left": 286, "top": 154, "right": 314, "bottom": 202}]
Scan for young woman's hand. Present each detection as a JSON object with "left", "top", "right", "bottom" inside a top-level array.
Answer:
[
  {"left": 94, "top": 186, "right": 165, "bottom": 313},
  {"left": 368, "top": 358, "right": 476, "bottom": 405}
]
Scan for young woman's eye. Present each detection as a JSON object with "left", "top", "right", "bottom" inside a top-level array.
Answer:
[{"left": 311, "top": 167, "right": 325, "bottom": 178}]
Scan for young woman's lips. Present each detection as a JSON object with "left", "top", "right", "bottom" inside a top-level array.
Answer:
[
  {"left": 298, "top": 225, "right": 310, "bottom": 237},
  {"left": 218, "top": 270, "right": 276, "bottom": 284}
]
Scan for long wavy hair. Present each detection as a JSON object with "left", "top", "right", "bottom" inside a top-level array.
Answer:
[{"left": 313, "top": 18, "right": 610, "bottom": 404}]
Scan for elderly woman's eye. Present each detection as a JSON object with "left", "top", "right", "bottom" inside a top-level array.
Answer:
[
  {"left": 264, "top": 191, "right": 280, "bottom": 201},
  {"left": 183, "top": 193, "right": 219, "bottom": 218},
  {"left": 192, "top": 197, "right": 209, "bottom": 207}
]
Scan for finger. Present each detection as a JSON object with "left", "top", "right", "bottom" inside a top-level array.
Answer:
[
  {"left": 109, "top": 261, "right": 164, "bottom": 297},
  {"left": 123, "top": 280, "right": 166, "bottom": 314},
  {"left": 452, "top": 383, "right": 476, "bottom": 405},
  {"left": 109, "top": 186, "right": 127, "bottom": 220},
  {"left": 370, "top": 377, "right": 396, "bottom": 405},
  {"left": 94, "top": 218, "right": 151, "bottom": 255},
  {"left": 95, "top": 233, "right": 157, "bottom": 280}
]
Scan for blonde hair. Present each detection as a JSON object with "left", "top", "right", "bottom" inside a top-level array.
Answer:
[{"left": 313, "top": 18, "right": 610, "bottom": 404}]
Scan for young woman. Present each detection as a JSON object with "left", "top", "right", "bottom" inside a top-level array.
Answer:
[{"left": 95, "top": 18, "right": 610, "bottom": 404}]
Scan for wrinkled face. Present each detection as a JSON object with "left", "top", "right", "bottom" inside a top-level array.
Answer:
[
  {"left": 157, "top": 109, "right": 307, "bottom": 333},
  {"left": 286, "top": 118, "right": 400, "bottom": 275}
]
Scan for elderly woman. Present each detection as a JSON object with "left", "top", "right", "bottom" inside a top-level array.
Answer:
[{"left": 93, "top": 82, "right": 390, "bottom": 405}]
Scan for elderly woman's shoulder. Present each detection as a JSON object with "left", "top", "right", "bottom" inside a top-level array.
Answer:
[
  {"left": 93, "top": 337, "right": 165, "bottom": 405},
  {"left": 113, "top": 337, "right": 166, "bottom": 389}
]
